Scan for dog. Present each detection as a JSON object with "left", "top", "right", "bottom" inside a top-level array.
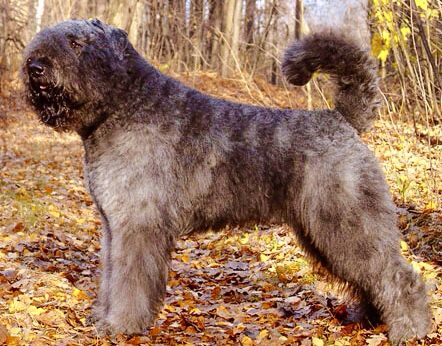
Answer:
[{"left": 22, "top": 19, "right": 431, "bottom": 343}]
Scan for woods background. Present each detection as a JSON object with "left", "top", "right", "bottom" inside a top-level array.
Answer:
[{"left": 0, "top": 0, "right": 440, "bottom": 125}]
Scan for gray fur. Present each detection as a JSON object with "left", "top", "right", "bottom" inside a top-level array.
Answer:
[
  {"left": 282, "top": 32, "right": 381, "bottom": 133},
  {"left": 22, "top": 19, "right": 431, "bottom": 343}
]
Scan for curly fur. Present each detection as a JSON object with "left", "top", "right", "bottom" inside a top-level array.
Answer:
[
  {"left": 22, "top": 19, "right": 431, "bottom": 344},
  {"left": 282, "top": 33, "right": 380, "bottom": 133}
]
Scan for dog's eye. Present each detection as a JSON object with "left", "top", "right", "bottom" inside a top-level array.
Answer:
[{"left": 69, "top": 39, "right": 82, "bottom": 51}]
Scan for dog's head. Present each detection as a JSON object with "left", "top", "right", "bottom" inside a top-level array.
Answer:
[{"left": 22, "top": 19, "right": 132, "bottom": 133}]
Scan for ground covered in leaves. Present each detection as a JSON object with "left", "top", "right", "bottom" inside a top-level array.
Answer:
[{"left": 0, "top": 73, "right": 441, "bottom": 345}]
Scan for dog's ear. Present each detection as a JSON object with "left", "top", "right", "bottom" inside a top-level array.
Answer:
[
  {"left": 89, "top": 18, "right": 106, "bottom": 33},
  {"left": 111, "top": 28, "right": 129, "bottom": 60}
]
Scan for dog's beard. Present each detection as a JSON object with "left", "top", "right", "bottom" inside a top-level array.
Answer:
[{"left": 27, "top": 76, "right": 81, "bottom": 130}]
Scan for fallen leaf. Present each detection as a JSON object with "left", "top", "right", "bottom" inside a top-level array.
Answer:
[{"left": 312, "top": 337, "right": 324, "bottom": 346}]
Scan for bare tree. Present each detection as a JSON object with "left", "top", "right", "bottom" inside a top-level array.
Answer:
[
  {"left": 220, "top": 0, "right": 243, "bottom": 77},
  {"left": 106, "top": 0, "right": 139, "bottom": 32},
  {"left": 295, "top": 0, "right": 303, "bottom": 39},
  {"left": 207, "top": 0, "right": 223, "bottom": 69},
  {"left": 245, "top": 0, "right": 256, "bottom": 47}
]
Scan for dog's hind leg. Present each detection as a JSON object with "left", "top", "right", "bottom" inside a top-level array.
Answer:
[
  {"left": 297, "top": 152, "right": 431, "bottom": 343},
  {"left": 291, "top": 225, "right": 381, "bottom": 325}
]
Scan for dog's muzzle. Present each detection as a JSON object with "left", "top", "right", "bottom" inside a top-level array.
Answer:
[{"left": 26, "top": 57, "right": 52, "bottom": 92}]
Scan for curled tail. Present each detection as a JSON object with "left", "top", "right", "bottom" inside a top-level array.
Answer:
[{"left": 282, "top": 33, "right": 380, "bottom": 133}]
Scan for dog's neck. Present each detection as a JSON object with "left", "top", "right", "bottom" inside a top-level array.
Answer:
[
  {"left": 77, "top": 52, "right": 211, "bottom": 140},
  {"left": 78, "top": 110, "right": 111, "bottom": 140}
]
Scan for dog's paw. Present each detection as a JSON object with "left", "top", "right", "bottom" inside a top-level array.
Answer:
[
  {"left": 94, "top": 314, "right": 152, "bottom": 336},
  {"left": 88, "top": 303, "right": 107, "bottom": 326},
  {"left": 94, "top": 318, "right": 113, "bottom": 336},
  {"left": 388, "top": 317, "right": 432, "bottom": 346}
]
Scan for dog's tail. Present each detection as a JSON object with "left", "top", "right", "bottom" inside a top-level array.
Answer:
[{"left": 282, "top": 33, "right": 380, "bottom": 133}]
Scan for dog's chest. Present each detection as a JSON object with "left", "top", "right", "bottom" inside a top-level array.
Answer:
[{"left": 83, "top": 127, "right": 179, "bottom": 230}]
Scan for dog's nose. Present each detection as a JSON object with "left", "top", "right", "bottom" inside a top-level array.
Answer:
[{"left": 28, "top": 60, "right": 45, "bottom": 77}]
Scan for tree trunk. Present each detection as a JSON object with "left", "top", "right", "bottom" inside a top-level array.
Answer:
[
  {"left": 220, "top": 0, "right": 235, "bottom": 77},
  {"left": 295, "top": 0, "right": 303, "bottom": 39},
  {"left": 106, "top": 0, "right": 139, "bottom": 32},
  {"left": 72, "top": 0, "right": 87, "bottom": 19},
  {"left": 303, "top": 0, "right": 370, "bottom": 48},
  {"left": 231, "top": 0, "right": 242, "bottom": 66},
  {"left": 208, "top": 0, "right": 222, "bottom": 69},
  {"left": 245, "top": 0, "right": 255, "bottom": 47},
  {"left": 128, "top": 0, "right": 144, "bottom": 49},
  {"left": 220, "top": 0, "right": 242, "bottom": 77},
  {"left": 170, "top": 0, "right": 186, "bottom": 70},
  {"left": 190, "top": 0, "right": 205, "bottom": 69}
]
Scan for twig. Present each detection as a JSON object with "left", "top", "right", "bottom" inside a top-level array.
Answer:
[{"left": 410, "top": 0, "right": 442, "bottom": 93}]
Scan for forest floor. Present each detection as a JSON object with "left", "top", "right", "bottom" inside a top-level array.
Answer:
[{"left": 0, "top": 72, "right": 441, "bottom": 345}]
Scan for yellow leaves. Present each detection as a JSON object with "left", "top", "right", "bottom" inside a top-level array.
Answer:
[
  {"left": 416, "top": 261, "right": 434, "bottom": 271},
  {"left": 424, "top": 200, "right": 437, "bottom": 211},
  {"left": 274, "top": 260, "right": 303, "bottom": 283},
  {"left": 411, "top": 260, "right": 436, "bottom": 280},
  {"left": 75, "top": 217, "right": 86, "bottom": 225},
  {"left": 8, "top": 328, "right": 21, "bottom": 337},
  {"left": 377, "top": 50, "right": 389, "bottom": 64},
  {"left": 240, "top": 335, "right": 253, "bottom": 346},
  {"left": 382, "top": 11, "right": 393, "bottom": 26},
  {"left": 415, "top": 0, "right": 428, "bottom": 11},
  {"left": 232, "top": 323, "right": 246, "bottom": 334},
  {"left": 371, "top": 33, "right": 383, "bottom": 59},
  {"left": 48, "top": 210, "right": 60, "bottom": 218},
  {"left": 370, "top": 0, "right": 437, "bottom": 64},
  {"left": 256, "top": 329, "right": 269, "bottom": 342},
  {"left": 27, "top": 305, "right": 45, "bottom": 316},
  {"left": 9, "top": 299, "right": 27, "bottom": 313},
  {"left": 72, "top": 288, "right": 89, "bottom": 300},
  {"left": 400, "top": 240, "right": 408, "bottom": 252},
  {"left": 177, "top": 253, "right": 190, "bottom": 263},
  {"left": 158, "top": 63, "right": 170, "bottom": 72},
  {"left": 48, "top": 204, "right": 61, "bottom": 218},
  {"left": 399, "top": 26, "right": 411, "bottom": 39},
  {"left": 259, "top": 253, "right": 270, "bottom": 262},
  {"left": 163, "top": 304, "right": 176, "bottom": 313},
  {"left": 312, "top": 337, "right": 324, "bottom": 346},
  {"left": 5, "top": 335, "right": 20, "bottom": 346},
  {"left": 239, "top": 233, "right": 250, "bottom": 245},
  {"left": 371, "top": 30, "right": 392, "bottom": 63},
  {"left": 189, "top": 307, "right": 201, "bottom": 315},
  {"left": 9, "top": 297, "right": 45, "bottom": 316},
  {"left": 380, "top": 29, "right": 391, "bottom": 44}
]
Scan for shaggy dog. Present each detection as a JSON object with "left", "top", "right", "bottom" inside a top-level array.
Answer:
[{"left": 22, "top": 19, "right": 431, "bottom": 343}]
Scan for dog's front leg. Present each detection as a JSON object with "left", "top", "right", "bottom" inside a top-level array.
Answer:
[
  {"left": 91, "top": 217, "right": 112, "bottom": 324},
  {"left": 97, "top": 226, "right": 174, "bottom": 335}
]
